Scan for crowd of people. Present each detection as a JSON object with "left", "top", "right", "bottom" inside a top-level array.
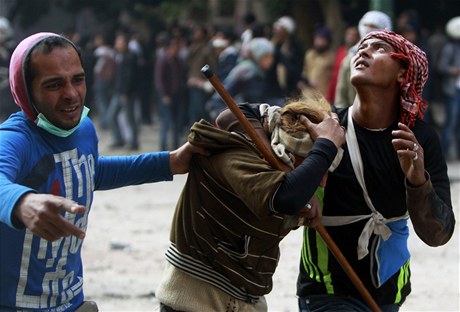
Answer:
[
  {"left": 0, "top": 8, "right": 457, "bottom": 312},
  {"left": 1, "top": 10, "right": 460, "bottom": 158},
  {"left": 93, "top": 11, "right": 460, "bottom": 159}
]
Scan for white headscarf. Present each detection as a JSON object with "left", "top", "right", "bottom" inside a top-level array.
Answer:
[
  {"left": 358, "top": 10, "right": 392, "bottom": 37},
  {"left": 274, "top": 16, "right": 296, "bottom": 35},
  {"left": 249, "top": 37, "right": 274, "bottom": 62},
  {"left": 259, "top": 104, "right": 343, "bottom": 170}
]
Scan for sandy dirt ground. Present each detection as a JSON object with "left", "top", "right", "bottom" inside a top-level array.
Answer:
[{"left": 82, "top": 122, "right": 460, "bottom": 312}]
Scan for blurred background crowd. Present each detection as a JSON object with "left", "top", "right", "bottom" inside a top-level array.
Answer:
[{"left": 1, "top": 0, "right": 460, "bottom": 160}]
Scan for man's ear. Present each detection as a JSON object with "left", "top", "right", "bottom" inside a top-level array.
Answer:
[{"left": 396, "top": 68, "right": 406, "bottom": 84}]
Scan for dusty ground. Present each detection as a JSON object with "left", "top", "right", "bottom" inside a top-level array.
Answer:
[{"left": 82, "top": 122, "right": 460, "bottom": 312}]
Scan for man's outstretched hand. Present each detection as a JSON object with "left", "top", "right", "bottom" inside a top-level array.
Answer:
[
  {"left": 14, "top": 193, "right": 86, "bottom": 241},
  {"left": 169, "top": 142, "right": 210, "bottom": 175}
]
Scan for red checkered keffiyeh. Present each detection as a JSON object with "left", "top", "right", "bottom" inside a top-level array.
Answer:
[{"left": 359, "top": 30, "right": 429, "bottom": 127}]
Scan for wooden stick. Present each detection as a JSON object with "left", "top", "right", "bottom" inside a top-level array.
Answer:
[{"left": 201, "top": 65, "right": 381, "bottom": 312}]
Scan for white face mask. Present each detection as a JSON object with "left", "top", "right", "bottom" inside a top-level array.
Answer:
[{"left": 36, "top": 106, "right": 90, "bottom": 137}]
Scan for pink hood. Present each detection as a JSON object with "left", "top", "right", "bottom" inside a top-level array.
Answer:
[{"left": 9, "top": 32, "right": 73, "bottom": 121}]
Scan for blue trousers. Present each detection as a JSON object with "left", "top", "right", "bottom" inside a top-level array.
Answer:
[
  {"left": 158, "top": 94, "right": 185, "bottom": 150},
  {"left": 188, "top": 87, "right": 207, "bottom": 128},
  {"left": 441, "top": 89, "right": 460, "bottom": 158},
  {"left": 107, "top": 93, "right": 138, "bottom": 147}
]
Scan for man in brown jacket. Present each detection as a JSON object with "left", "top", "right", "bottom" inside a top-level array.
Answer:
[{"left": 156, "top": 95, "right": 345, "bottom": 312}]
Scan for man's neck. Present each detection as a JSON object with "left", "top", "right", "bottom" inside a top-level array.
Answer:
[{"left": 351, "top": 88, "right": 399, "bottom": 129}]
